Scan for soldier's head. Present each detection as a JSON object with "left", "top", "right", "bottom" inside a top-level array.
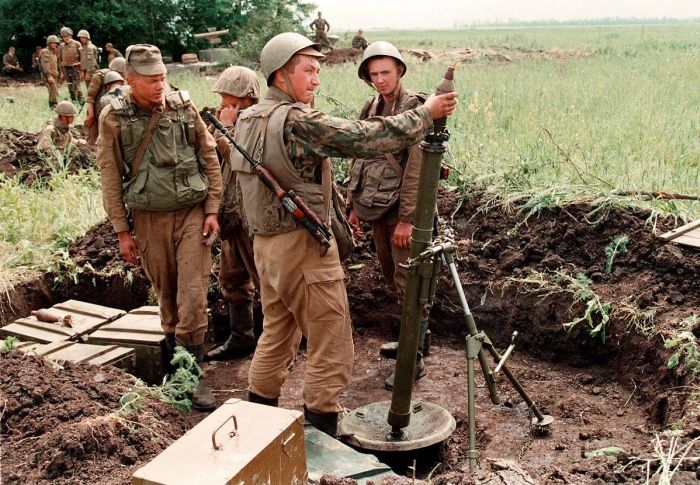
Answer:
[
  {"left": 60, "top": 26, "right": 73, "bottom": 42},
  {"left": 212, "top": 66, "right": 260, "bottom": 115},
  {"left": 108, "top": 57, "right": 126, "bottom": 77},
  {"left": 8, "top": 47, "right": 14, "bottom": 55},
  {"left": 55, "top": 101, "right": 76, "bottom": 125},
  {"left": 103, "top": 70, "right": 124, "bottom": 90},
  {"left": 358, "top": 29, "right": 364, "bottom": 35},
  {"left": 105, "top": 43, "right": 113, "bottom": 52},
  {"left": 47, "top": 35, "right": 60, "bottom": 49},
  {"left": 125, "top": 44, "right": 167, "bottom": 110},
  {"left": 260, "top": 32, "right": 324, "bottom": 104},
  {"left": 358, "top": 41, "right": 406, "bottom": 98},
  {"left": 77, "top": 30, "right": 90, "bottom": 45},
  {"left": 317, "top": 11, "right": 322, "bottom": 18}
]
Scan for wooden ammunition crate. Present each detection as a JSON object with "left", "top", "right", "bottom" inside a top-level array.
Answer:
[
  {"left": 87, "top": 306, "right": 166, "bottom": 384},
  {"left": 132, "top": 399, "right": 307, "bottom": 485},
  {"left": 0, "top": 300, "right": 125, "bottom": 343},
  {"left": 17, "top": 340, "right": 135, "bottom": 372}
]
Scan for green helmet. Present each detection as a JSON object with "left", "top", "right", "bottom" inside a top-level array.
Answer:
[
  {"left": 357, "top": 41, "right": 406, "bottom": 84},
  {"left": 212, "top": 66, "right": 260, "bottom": 99},
  {"left": 77, "top": 29, "right": 90, "bottom": 40},
  {"left": 108, "top": 57, "right": 126, "bottom": 77},
  {"left": 60, "top": 26, "right": 73, "bottom": 37},
  {"left": 46, "top": 35, "right": 60, "bottom": 45},
  {"left": 103, "top": 70, "right": 124, "bottom": 85},
  {"left": 55, "top": 100, "right": 77, "bottom": 116},
  {"left": 260, "top": 32, "right": 323, "bottom": 86}
]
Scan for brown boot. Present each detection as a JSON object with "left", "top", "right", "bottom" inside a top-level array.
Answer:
[
  {"left": 304, "top": 405, "right": 338, "bottom": 438},
  {"left": 184, "top": 344, "right": 216, "bottom": 411}
]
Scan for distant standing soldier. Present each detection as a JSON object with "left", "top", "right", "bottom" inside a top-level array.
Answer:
[
  {"left": 351, "top": 29, "right": 369, "bottom": 50},
  {"left": 105, "top": 43, "right": 123, "bottom": 64},
  {"left": 2, "top": 46, "right": 23, "bottom": 75},
  {"left": 36, "top": 100, "right": 77, "bottom": 156},
  {"left": 58, "top": 26, "right": 85, "bottom": 106},
  {"left": 84, "top": 56, "right": 128, "bottom": 146},
  {"left": 204, "top": 66, "right": 264, "bottom": 361},
  {"left": 31, "top": 46, "right": 43, "bottom": 81},
  {"left": 309, "top": 11, "right": 332, "bottom": 51},
  {"left": 40, "top": 35, "right": 60, "bottom": 109},
  {"left": 77, "top": 30, "right": 100, "bottom": 89}
]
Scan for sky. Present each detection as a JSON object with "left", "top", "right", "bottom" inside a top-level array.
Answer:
[{"left": 311, "top": 0, "right": 700, "bottom": 30}]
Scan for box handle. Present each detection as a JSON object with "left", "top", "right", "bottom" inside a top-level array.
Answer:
[
  {"left": 281, "top": 432, "right": 296, "bottom": 457},
  {"left": 212, "top": 414, "right": 238, "bottom": 450}
]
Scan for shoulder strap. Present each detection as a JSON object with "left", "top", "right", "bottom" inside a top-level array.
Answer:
[
  {"left": 384, "top": 152, "right": 404, "bottom": 178},
  {"left": 126, "top": 108, "right": 162, "bottom": 180}
]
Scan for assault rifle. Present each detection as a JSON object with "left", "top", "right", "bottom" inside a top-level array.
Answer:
[{"left": 203, "top": 110, "right": 333, "bottom": 250}]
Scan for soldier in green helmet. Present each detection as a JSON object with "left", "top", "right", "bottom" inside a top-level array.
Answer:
[
  {"left": 77, "top": 29, "right": 100, "bottom": 90},
  {"left": 228, "top": 32, "right": 457, "bottom": 437},
  {"left": 58, "top": 26, "right": 85, "bottom": 106},
  {"left": 39, "top": 35, "right": 61, "bottom": 109},
  {"left": 348, "top": 41, "right": 435, "bottom": 391},
  {"left": 37, "top": 100, "right": 77, "bottom": 156}
]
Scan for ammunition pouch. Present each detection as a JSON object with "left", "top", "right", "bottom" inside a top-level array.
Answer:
[{"left": 347, "top": 158, "right": 400, "bottom": 222}]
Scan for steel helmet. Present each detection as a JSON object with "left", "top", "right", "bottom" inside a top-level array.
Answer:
[
  {"left": 212, "top": 66, "right": 260, "bottom": 99},
  {"left": 60, "top": 27, "right": 73, "bottom": 37},
  {"left": 55, "top": 100, "right": 77, "bottom": 116},
  {"left": 46, "top": 35, "right": 60, "bottom": 45},
  {"left": 260, "top": 32, "right": 323, "bottom": 86},
  {"left": 108, "top": 57, "right": 126, "bottom": 76},
  {"left": 358, "top": 41, "right": 406, "bottom": 84},
  {"left": 103, "top": 70, "right": 124, "bottom": 85},
  {"left": 77, "top": 29, "right": 90, "bottom": 40}
]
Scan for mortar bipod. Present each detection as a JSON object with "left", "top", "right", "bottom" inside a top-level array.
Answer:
[{"left": 433, "top": 241, "right": 554, "bottom": 471}]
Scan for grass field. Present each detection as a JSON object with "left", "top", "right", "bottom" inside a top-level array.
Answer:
[{"left": 0, "top": 23, "right": 699, "bottom": 292}]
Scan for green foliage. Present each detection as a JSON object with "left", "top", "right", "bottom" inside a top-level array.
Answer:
[
  {"left": 665, "top": 315, "right": 700, "bottom": 378},
  {"left": 118, "top": 346, "right": 201, "bottom": 416},
  {"left": 604, "top": 235, "right": 629, "bottom": 273},
  {"left": 562, "top": 273, "right": 612, "bottom": 343},
  {"left": 1, "top": 336, "right": 18, "bottom": 352}
]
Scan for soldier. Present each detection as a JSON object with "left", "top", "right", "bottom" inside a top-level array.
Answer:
[
  {"left": 351, "top": 29, "right": 369, "bottom": 50},
  {"left": 36, "top": 101, "right": 77, "bottom": 156},
  {"left": 230, "top": 32, "right": 456, "bottom": 436},
  {"left": 347, "top": 41, "right": 435, "bottom": 390},
  {"left": 31, "top": 46, "right": 43, "bottom": 81},
  {"left": 105, "top": 43, "right": 123, "bottom": 64},
  {"left": 2, "top": 47, "right": 23, "bottom": 75},
  {"left": 84, "top": 57, "right": 127, "bottom": 147},
  {"left": 204, "top": 66, "right": 262, "bottom": 361},
  {"left": 77, "top": 30, "right": 100, "bottom": 89},
  {"left": 39, "top": 35, "right": 60, "bottom": 109},
  {"left": 58, "top": 26, "right": 85, "bottom": 106},
  {"left": 309, "top": 11, "right": 332, "bottom": 51},
  {"left": 96, "top": 44, "right": 223, "bottom": 411}
]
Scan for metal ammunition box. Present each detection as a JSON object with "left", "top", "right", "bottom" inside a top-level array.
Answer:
[{"left": 132, "top": 398, "right": 307, "bottom": 484}]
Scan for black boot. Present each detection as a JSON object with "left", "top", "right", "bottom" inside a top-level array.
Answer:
[
  {"left": 184, "top": 344, "right": 216, "bottom": 411},
  {"left": 304, "top": 405, "right": 338, "bottom": 438},
  {"left": 205, "top": 301, "right": 256, "bottom": 361},
  {"left": 161, "top": 333, "right": 177, "bottom": 375},
  {"left": 247, "top": 390, "right": 279, "bottom": 407},
  {"left": 384, "top": 319, "right": 430, "bottom": 391},
  {"left": 379, "top": 320, "right": 431, "bottom": 359},
  {"left": 48, "top": 101, "right": 57, "bottom": 109}
]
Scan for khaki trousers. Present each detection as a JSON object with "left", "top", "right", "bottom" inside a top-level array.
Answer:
[
  {"left": 219, "top": 229, "right": 256, "bottom": 303},
  {"left": 45, "top": 81, "right": 58, "bottom": 103},
  {"left": 249, "top": 229, "right": 353, "bottom": 413},
  {"left": 133, "top": 205, "right": 211, "bottom": 346}
]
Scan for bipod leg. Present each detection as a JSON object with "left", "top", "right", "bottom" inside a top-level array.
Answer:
[{"left": 465, "top": 333, "right": 483, "bottom": 471}]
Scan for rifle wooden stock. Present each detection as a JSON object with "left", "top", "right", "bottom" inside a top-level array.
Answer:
[{"left": 203, "top": 110, "right": 332, "bottom": 249}]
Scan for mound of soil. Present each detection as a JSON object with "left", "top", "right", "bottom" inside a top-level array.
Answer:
[
  {"left": 322, "top": 48, "right": 363, "bottom": 65},
  {"left": 0, "top": 127, "right": 93, "bottom": 185},
  {"left": 2, "top": 188, "right": 700, "bottom": 483}
]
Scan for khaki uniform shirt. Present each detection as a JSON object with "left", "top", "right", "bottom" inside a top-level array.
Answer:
[
  {"left": 2, "top": 53, "right": 19, "bottom": 69},
  {"left": 351, "top": 35, "right": 369, "bottom": 50},
  {"left": 96, "top": 95, "right": 222, "bottom": 234},
  {"left": 39, "top": 48, "right": 58, "bottom": 77},
  {"left": 37, "top": 117, "right": 73, "bottom": 152},
  {"left": 80, "top": 42, "right": 100, "bottom": 74},
  {"left": 107, "top": 48, "right": 123, "bottom": 64},
  {"left": 310, "top": 18, "right": 330, "bottom": 33},
  {"left": 59, "top": 39, "right": 81, "bottom": 67}
]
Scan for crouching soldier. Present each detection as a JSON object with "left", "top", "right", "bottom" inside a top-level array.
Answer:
[{"left": 36, "top": 101, "right": 77, "bottom": 158}]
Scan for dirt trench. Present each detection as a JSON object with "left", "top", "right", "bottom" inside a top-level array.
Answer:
[{"left": 2, "top": 188, "right": 700, "bottom": 484}]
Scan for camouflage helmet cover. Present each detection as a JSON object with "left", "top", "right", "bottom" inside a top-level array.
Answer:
[
  {"left": 59, "top": 26, "right": 73, "bottom": 37},
  {"left": 77, "top": 29, "right": 90, "bottom": 39},
  {"left": 260, "top": 32, "right": 323, "bottom": 86},
  {"left": 46, "top": 35, "right": 60, "bottom": 45},
  {"left": 108, "top": 57, "right": 127, "bottom": 76},
  {"left": 55, "top": 100, "right": 77, "bottom": 116},
  {"left": 358, "top": 41, "right": 406, "bottom": 84},
  {"left": 212, "top": 66, "right": 260, "bottom": 99},
  {"left": 103, "top": 70, "right": 124, "bottom": 85}
]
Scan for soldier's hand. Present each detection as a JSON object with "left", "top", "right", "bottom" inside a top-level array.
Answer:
[
  {"left": 424, "top": 92, "right": 458, "bottom": 120},
  {"left": 201, "top": 214, "right": 220, "bottom": 245},
  {"left": 348, "top": 209, "right": 363, "bottom": 238},
  {"left": 84, "top": 115, "right": 94, "bottom": 128},
  {"left": 392, "top": 222, "right": 412, "bottom": 250},
  {"left": 218, "top": 103, "right": 240, "bottom": 127},
  {"left": 118, "top": 231, "right": 140, "bottom": 265},
  {"left": 47, "top": 76, "right": 55, "bottom": 85}
]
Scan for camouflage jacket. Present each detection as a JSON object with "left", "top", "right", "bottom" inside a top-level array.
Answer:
[{"left": 80, "top": 42, "right": 100, "bottom": 74}]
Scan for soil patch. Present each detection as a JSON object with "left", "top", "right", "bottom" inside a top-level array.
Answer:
[{"left": 2, "top": 188, "right": 700, "bottom": 483}]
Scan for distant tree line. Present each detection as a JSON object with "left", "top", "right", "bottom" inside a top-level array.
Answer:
[
  {"left": 460, "top": 17, "right": 700, "bottom": 28},
  {"left": 0, "top": 0, "right": 315, "bottom": 70}
]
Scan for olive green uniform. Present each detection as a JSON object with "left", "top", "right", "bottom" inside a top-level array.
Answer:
[
  {"left": 96, "top": 91, "right": 222, "bottom": 346},
  {"left": 36, "top": 116, "right": 73, "bottom": 153},
  {"left": 310, "top": 18, "right": 331, "bottom": 49},
  {"left": 59, "top": 39, "right": 84, "bottom": 103},
  {"left": 39, "top": 47, "right": 59, "bottom": 104},
  {"left": 80, "top": 41, "right": 100, "bottom": 88},
  {"left": 231, "top": 86, "right": 434, "bottom": 414},
  {"left": 351, "top": 34, "right": 369, "bottom": 50}
]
